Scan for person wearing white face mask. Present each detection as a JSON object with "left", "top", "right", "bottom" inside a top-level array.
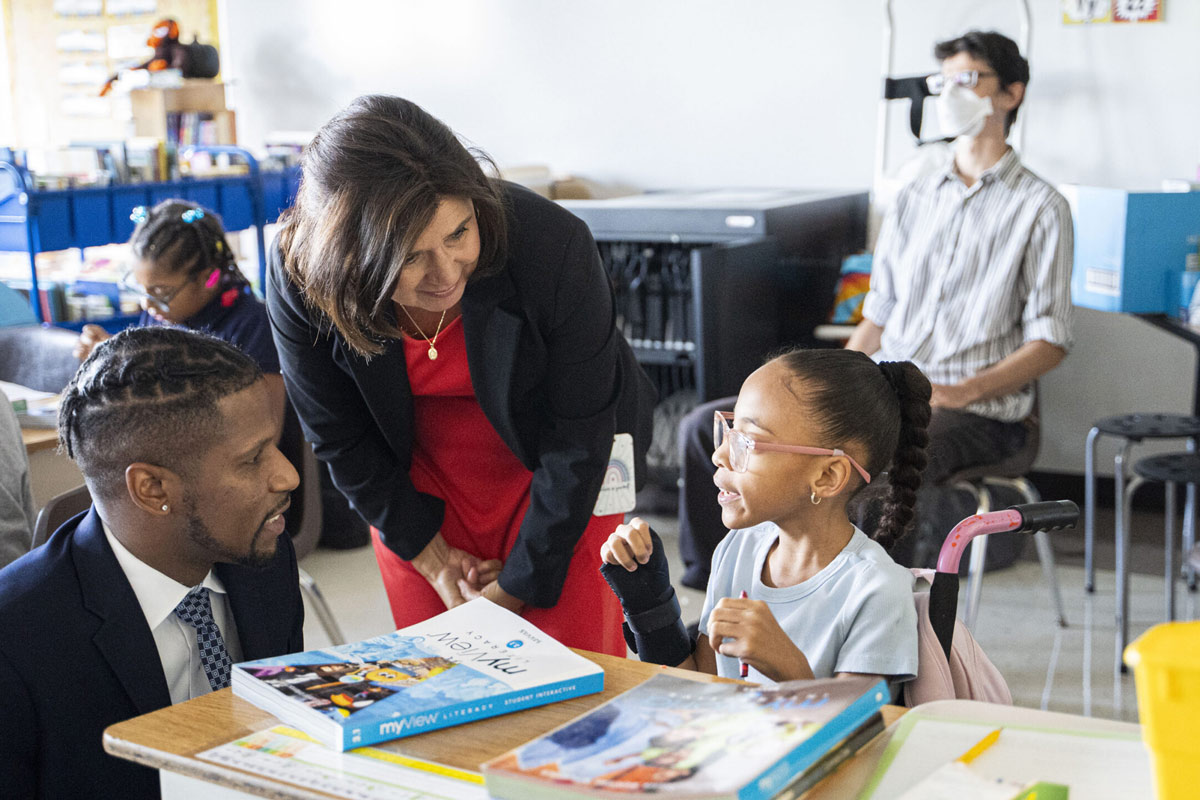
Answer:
[{"left": 838, "top": 30, "right": 1074, "bottom": 568}]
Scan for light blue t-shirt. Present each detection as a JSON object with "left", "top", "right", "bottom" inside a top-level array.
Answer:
[{"left": 698, "top": 522, "right": 918, "bottom": 683}]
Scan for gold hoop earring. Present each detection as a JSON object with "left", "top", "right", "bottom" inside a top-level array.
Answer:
[{"left": 810, "top": 490, "right": 821, "bottom": 506}]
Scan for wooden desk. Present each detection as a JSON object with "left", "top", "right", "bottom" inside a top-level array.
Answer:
[
  {"left": 21, "top": 426, "right": 58, "bottom": 455},
  {"left": 104, "top": 650, "right": 904, "bottom": 799}
]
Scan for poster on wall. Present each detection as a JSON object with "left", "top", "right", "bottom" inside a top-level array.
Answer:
[
  {"left": 108, "top": 23, "right": 152, "bottom": 60},
  {"left": 1113, "top": 0, "right": 1161, "bottom": 22},
  {"left": 56, "top": 30, "right": 107, "bottom": 53},
  {"left": 106, "top": 0, "right": 158, "bottom": 16},
  {"left": 1063, "top": 0, "right": 1162, "bottom": 23},
  {"left": 54, "top": 0, "right": 104, "bottom": 16}
]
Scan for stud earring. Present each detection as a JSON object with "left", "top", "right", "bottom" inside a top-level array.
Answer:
[
  {"left": 810, "top": 490, "right": 821, "bottom": 506},
  {"left": 161, "top": 504, "right": 169, "bottom": 513}
]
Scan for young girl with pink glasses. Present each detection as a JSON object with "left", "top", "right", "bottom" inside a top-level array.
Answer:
[{"left": 601, "top": 348, "right": 931, "bottom": 687}]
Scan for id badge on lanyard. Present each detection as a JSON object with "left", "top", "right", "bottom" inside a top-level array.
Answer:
[{"left": 593, "top": 433, "right": 636, "bottom": 516}]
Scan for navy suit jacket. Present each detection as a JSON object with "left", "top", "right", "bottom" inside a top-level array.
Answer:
[
  {"left": 0, "top": 507, "right": 304, "bottom": 799},
  {"left": 268, "top": 184, "right": 656, "bottom": 607}
]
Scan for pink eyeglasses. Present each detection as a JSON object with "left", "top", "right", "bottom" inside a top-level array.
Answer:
[{"left": 713, "top": 411, "right": 872, "bottom": 483}]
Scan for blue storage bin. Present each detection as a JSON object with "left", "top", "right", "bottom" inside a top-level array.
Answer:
[
  {"left": 217, "top": 179, "right": 255, "bottom": 229},
  {"left": 71, "top": 188, "right": 114, "bottom": 247},
  {"left": 0, "top": 151, "right": 295, "bottom": 324},
  {"left": 111, "top": 187, "right": 148, "bottom": 241},
  {"left": 31, "top": 193, "right": 72, "bottom": 251},
  {"left": 1068, "top": 186, "right": 1200, "bottom": 313},
  {"left": 188, "top": 184, "right": 220, "bottom": 216}
]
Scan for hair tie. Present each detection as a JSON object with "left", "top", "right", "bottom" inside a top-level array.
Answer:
[
  {"left": 181, "top": 208, "right": 205, "bottom": 223},
  {"left": 130, "top": 206, "right": 148, "bottom": 224}
]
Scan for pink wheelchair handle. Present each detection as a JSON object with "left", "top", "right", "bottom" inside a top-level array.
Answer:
[{"left": 936, "top": 501, "right": 1078, "bottom": 574}]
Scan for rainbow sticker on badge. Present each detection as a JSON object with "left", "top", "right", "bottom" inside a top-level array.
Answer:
[{"left": 593, "top": 433, "right": 636, "bottom": 516}]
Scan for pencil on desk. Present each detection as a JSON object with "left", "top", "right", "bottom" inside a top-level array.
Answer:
[
  {"left": 957, "top": 728, "right": 1002, "bottom": 764},
  {"left": 739, "top": 591, "right": 749, "bottom": 678}
]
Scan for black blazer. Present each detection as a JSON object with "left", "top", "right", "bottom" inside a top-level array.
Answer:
[
  {"left": 0, "top": 507, "right": 304, "bottom": 799},
  {"left": 267, "top": 184, "right": 655, "bottom": 607}
]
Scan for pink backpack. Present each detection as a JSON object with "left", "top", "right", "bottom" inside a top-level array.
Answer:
[{"left": 903, "top": 568, "right": 1011, "bottom": 706}]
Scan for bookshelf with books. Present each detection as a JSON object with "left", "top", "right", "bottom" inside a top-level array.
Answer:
[
  {"left": 0, "top": 147, "right": 300, "bottom": 325},
  {"left": 130, "top": 81, "right": 236, "bottom": 151}
]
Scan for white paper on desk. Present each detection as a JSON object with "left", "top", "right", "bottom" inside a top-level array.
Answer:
[
  {"left": 197, "top": 726, "right": 488, "bottom": 800},
  {"left": 0, "top": 381, "right": 56, "bottom": 405},
  {"left": 864, "top": 719, "right": 1150, "bottom": 800}
]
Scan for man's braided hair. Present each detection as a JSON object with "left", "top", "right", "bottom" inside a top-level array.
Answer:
[{"left": 59, "top": 327, "right": 261, "bottom": 499}]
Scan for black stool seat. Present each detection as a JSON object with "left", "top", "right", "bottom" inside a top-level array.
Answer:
[
  {"left": 1094, "top": 413, "right": 1200, "bottom": 441},
  {"left": 1133, "top": 453, "right": 1200, "bottom": 484}
]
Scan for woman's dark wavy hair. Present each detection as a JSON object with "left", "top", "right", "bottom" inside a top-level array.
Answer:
[
  {"left": 277, "top": 95, "right": 509, "bottom": 357},
  {"left": 774, "top": 348, "right": 932, "bottom": 551}
]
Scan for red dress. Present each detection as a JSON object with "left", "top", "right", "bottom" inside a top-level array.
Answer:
[{"left": 371, "top": 317, "right": 625, "bottom": 656}]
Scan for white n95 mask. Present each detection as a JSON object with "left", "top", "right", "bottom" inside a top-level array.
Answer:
[{"left": 935, "top": 84, "right": 994, "bottom": 139}]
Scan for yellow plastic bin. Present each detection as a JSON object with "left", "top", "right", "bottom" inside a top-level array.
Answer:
[{"left": 1124, "top": 621, "right": 1200, "bottom": 800}]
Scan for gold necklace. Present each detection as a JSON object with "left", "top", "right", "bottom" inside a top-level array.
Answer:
[{"left": 399, "top": 306, "right": 447, "bottom": 360}]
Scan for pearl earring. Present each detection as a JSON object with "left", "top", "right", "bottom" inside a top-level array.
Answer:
[{"left": 161, "top": 504, "right": 169, "bottom": 513}]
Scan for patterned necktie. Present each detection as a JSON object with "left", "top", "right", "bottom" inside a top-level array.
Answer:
[{"left": 173, "top": 585, "right": 232, "bottom": 692}]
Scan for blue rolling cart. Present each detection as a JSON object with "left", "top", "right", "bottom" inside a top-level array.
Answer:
[{"left": 0, "top": 145, "right": 301, "bottom": 327}]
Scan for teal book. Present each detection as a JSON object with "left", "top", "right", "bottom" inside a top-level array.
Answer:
[
  {"left": 483, "top": 673, "right": 889, "bottom": 800},
  {"left": 231, "top": 598, "right": 604, "bottom": 751}
]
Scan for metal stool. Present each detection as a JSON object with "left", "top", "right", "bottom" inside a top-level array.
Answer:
[
  {"left": 1084, "top": 413, "right": 1200, "bottom": 593},
  {"left": 1117, "top": 453, "right": 1200, "bottom": 678}
]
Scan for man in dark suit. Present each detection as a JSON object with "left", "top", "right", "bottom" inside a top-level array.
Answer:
[{"left": 0, "top": 327, "right": 304, "bottom": 799}]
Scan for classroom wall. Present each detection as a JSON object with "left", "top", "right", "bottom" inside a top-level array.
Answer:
[{"left": 220, "top": 0, "right": 1199, "bottom": 476}]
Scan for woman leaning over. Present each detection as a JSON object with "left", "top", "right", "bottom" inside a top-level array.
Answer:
[{"left": 267, "top": 95, "right": 655, "bottom": 655}]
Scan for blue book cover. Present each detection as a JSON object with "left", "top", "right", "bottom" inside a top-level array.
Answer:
[
  {"left": 232, "top": 598, "right": 605, "bottom": 751},
  {"left": 484, "top": 673, "right": 888, "bottom": 800}
]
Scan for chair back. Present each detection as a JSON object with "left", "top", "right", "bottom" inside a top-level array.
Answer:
[
  {"left": 0, "top": 325, "right": 82, "bottom": 393},
  {"left": 32, "top": 484, "right": 91, "bottom": 549},
  {"left": 276, "top": 402, "right": 322, "bottom": 561}
]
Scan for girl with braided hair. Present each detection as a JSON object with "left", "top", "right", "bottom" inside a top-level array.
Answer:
[
  {"left": 601, "top": 348, "right": 930, "bottom": 686},
  {"left": 75, "top": 199, "right": 285, "bottom": 426}
]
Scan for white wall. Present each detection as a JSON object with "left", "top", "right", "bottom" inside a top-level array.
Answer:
[{"left": 222, "top": 0, "right": 1200, "bottom": 475}]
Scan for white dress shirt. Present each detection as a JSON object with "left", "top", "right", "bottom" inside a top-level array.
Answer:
[
  {"left": 103, "top": 522, "right": 243, "bottom": 704},
  {"left": 862, "top": 148, "right": 1074, "bottom": 422}
]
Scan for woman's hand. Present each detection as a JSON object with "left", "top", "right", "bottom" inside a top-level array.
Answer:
[
  {"left": 410, "top": 532, "right": 500, "bottom": 610},
  {"left": 74, "top": 324, "right": 111, "bottom": 361},
  {"left": 458, "top": 579, "right": 525, "bottom": 615},
  {"left": 707, "top": 596, "right": 814, "bottom": 682},
  {"left": 600, "top": 516, "right": 655, "bottom": 570}
]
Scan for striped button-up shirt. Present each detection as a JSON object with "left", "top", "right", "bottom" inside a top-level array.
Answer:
[{"left": 862, "top": 148, "right": 1074, "bottom": 422}]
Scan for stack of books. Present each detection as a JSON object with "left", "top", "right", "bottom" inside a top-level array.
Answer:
[
  {"left": 232, "top": 598, "right": 605, "bottom": 751},
  {"left": 482, "top": 673, "right": 888, "bottom": 800}
]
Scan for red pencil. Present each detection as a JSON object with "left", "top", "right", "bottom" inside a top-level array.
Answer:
[{"left": 739, "top": 591, "right": 749, "bottom": 678}]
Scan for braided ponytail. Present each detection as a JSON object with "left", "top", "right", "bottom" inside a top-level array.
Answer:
[
  {"left": 772, "top": 349, "right": 932, "bottom": 551},
  {"left": 874, "top": 362, "right": 932, "bottom": 551}
]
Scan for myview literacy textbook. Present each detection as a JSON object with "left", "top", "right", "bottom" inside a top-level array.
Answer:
[
  {"left": 483, "top": 673, "right": 889, "bottom": 800},
  {"left": 232, "top": 598, "right": 604, "bottom": 750}
]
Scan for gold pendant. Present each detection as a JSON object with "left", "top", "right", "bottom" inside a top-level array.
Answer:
[{"left": 428, "top": 346, "right": 438, "bottom": 360}]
